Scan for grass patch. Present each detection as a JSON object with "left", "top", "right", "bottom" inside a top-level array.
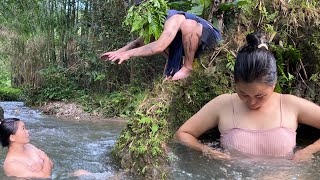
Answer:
[{"left": 0, "top": 87, "right": 22, "bottom": 101}]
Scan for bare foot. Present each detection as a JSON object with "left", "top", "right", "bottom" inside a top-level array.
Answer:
[
  {"left": 172, "top": 66, "right": 192, "bottom": 80},
  {"left": 164, "top": 75, "right": 172, "bottom": 81}
]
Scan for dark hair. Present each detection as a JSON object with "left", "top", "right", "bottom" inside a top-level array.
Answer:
[
  {"left": 0, "top": 118, "right": 20, "bottom": 147},
  {"left": 234, "top": 32, "right": 277, "bottom": 85}
]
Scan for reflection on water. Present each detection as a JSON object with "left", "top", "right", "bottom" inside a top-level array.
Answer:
[
  {"left": 0, "top": 102, "right": 319, "bottom": 179},
  {"left": 0, "top": 102, "right": 126, "bottom": 179}
]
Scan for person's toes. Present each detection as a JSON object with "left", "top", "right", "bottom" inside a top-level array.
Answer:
[
  {"left": 172, "top": 67, "right": 192, "bottom": 80},
  {"left": 164, "top": 75, "right": 172, "bottom": 81}
]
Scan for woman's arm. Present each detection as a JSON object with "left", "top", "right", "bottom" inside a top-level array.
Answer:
[
  {"left": 293, "top": 139, "right": 320, "bottom": 161},
  {"left": 289, "top": 95, "right": 320, "bottom": 160},
  {"left": 38, "top": 148, "right": 54, "bottom": 168},
  {"left": 175, "top": 94, "right": 231, "bottom": 160},
  {"left": 4, "top": 158, "right": 52, "bottom": 178}
]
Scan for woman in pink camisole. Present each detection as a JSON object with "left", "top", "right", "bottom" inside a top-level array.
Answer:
[{"left": 175, "top": 32, "right": 320, "bottom": 160}]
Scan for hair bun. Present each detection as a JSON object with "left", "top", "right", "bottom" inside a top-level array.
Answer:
[{"left": 246, "top": 33, "right": 261, "bottom": 47}]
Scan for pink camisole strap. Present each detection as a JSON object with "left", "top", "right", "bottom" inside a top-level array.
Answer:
[{"left": 280, "top": 93, "right": 283, "bottom": 127}]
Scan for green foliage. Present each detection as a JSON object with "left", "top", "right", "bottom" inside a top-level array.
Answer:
[
  {"left": 169, "top": 0, "right": 216, "bottom": 16},
  {"left": 112, "top": 83, "right": 170, "bottom": 177},
  {"left": 0, "top": 87, "right": 22, "bottom": 101},
  {"left": 38, "top": 66, "right": 81, "bottom": 100},
  {"left": 112, "top": 64, "right": 233, "bottom": 178},
  {"left": 0, "top": 1, "right": 43, "bottom": 37},
  {"left": 271, "top": 43, "right": 301, "bottom": 93},
  {"left": 218, "top": 0, "right": 249, "bottom": 12},
  {"left": 187, "top": 0, "right": 212, "bottom": 16},
  {"left": 22, "top": 66, "right": 83, "bottom": 104},
  {"left": 226, "top": 52, "right": 236, "bottom": 72},
  {"left": 0, "top": 30, "right": 11, "bottom": 87},
  {"left": 305, "top": 29, "right": 320, "bottom": 72},
  {"left": 288, "top": 0, "right": 319, "bottom": 7},
  {"left": 168, "top": 68, "right": 233, "bottom": 128},
  {"left": 94, "top": 86, "right": 146, "bottom": 117},
  {"left": 63, "top": 83, "right": 149, "bottom": 119},
  {"left": 168, "top": 1, "right": 192, "bottom": 11},
  {"left": 0, "top": 56, "right": 11, "bottom": 87},
  {"left": 226, "top": 0, "right": 319, "bottom": 94},
  {"left": 310, "top": 73, "right": 320, "bottom": 83},
  {"left": 218, "top": 0, "right": 251, "bottom": 30},
  {"left": 124, "top": 0, "right": 169, "bottom": 44}
]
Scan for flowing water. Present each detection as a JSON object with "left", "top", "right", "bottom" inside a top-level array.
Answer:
[
  {"left": 0, "top": 102, "right": 319, "bottom": 179},
  {"left": 170, "top": 143, "right": 320, "bottom": 179}
]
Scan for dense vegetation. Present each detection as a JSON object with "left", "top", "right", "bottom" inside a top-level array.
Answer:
[{"left": 0, "top": 0, "right": 319, "bottom": 179}]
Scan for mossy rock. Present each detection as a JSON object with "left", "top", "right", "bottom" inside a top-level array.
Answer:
[{"left": 112, "top": 59, "right": 234, "bottom": 178}]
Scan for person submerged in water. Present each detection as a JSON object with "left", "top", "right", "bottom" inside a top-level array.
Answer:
[
  {"left": 175, "top": 32, "right": 320, "bottom": 159},
  {"left": 0, "top": 118, "right": 54, "bottom": 178},
  {"left": 100, "top": 9, "right": 222, "bottom": 81},
  {"left": 0, "top": 118, "right": 92, "bottom": 178}
]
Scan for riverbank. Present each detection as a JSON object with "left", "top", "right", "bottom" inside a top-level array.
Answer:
[{"left": 40, "top": 101, "right": 127, "bottom": 123}]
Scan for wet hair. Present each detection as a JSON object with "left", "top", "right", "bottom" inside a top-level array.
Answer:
[
  {"left": 234, "top": 32, "right": 277, "bottom": 85},
  {"left": 0, "top": 118, "right": 20, "bottom": 147}
]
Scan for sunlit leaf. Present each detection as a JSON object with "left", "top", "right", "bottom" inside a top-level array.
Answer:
[
  {"left": 187, "top": 5, "right": 204, "bottom": 15},
  {"left": 151, "top": 124, "right": 159, "bottom": 133}
]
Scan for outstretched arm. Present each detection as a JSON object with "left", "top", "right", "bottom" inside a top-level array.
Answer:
[
  {"left": 175, "top": 94, "right": 230, "bottom": 160},
  {"left": 101, "top": 14, "right": 186, "bottom": 64},
  {"left": 117, "top": 37, "right": 145, "bottom": 52},
  {"left": 100, "top": 37, "right": 144, "bottom": 60},
  {"left": 290, "top": 95, "right": 320, "bottom": 160}
]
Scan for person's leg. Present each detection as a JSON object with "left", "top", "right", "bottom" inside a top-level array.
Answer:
[{"left": 172, "top": 19, "right": 202, "bottom": 80}]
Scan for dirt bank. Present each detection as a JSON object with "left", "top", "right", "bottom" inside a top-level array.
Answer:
[{"left": 40, "top": 101, "right": 127, "bottom": 123}]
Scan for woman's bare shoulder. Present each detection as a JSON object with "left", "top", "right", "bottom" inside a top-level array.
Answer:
[
  {"left": 281, "top": 93, "right": 300, "bottom": 100},
  {"left": 281, "top": 94, "right": 313, "bottom": 106},
  {"left": 207, "top": 93, "right": 233, "bottom": 105}
]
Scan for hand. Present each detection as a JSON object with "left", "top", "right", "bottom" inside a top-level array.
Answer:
[
  {"left": 292, "top": 149, "right": 314, "bottom": 161},
  {"left": 201, "top": 145, "right": 231, "bottom": 160},
  {"left": 29, "top": 163, "right": 43, "bottom": 172},
  {"left": 100, "top": 50, "right": 117, "bottom": 60},
  {"left": 38, "top": 148, "right": 53, "bottom": 167},
  {"left": 100, "top": 51, "right": 130, "bottom": 64}
]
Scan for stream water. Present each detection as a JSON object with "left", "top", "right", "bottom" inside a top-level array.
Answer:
[
  {"left": 0, "top": 101, "right": 319, "bottom": 179},
  {"left": 170, "top": 142, "right": 320, "bottom": 179}
]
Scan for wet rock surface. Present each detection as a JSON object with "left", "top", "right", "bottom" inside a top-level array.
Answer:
[{"left": 40, "top": 101, "right": 126, "bottom": 122}]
